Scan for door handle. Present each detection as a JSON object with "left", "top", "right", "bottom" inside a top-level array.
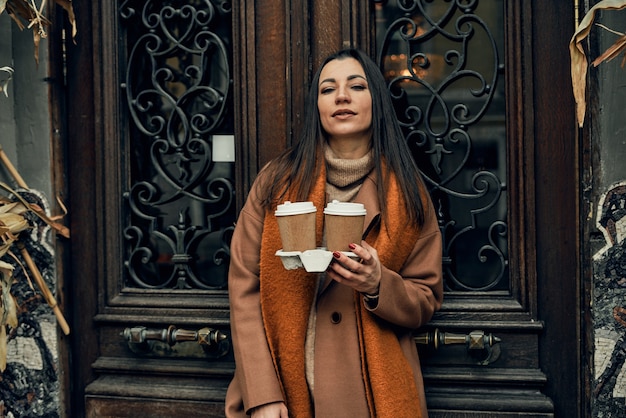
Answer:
[
  {"left": 415, "top": 328, "right": 501, "bottom": 365},
  {"left": 123, "top": 325, "right": 229, "bottom": 358}
]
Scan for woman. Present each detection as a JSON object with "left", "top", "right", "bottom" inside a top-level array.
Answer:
[{"left": 225, "top": 48, "right": 443, "bottom": 418}]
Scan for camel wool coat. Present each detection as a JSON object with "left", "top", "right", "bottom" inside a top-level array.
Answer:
[{"left": 225, "top": 170, "right": 443, "bottom": 417}]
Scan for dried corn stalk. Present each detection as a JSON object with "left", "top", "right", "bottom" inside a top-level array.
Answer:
[
  {"left": 0, "top": 0, "right": 77, "bottom": 63},
  {"left": 0, "top": 200, "right": 29, "bottom": 252},
  {"left": 0, "top": 183, "right": 69, "bottom": 239},
  {"left": 0, "top": 202, "right": 30, "bottom": 371},
  {"left": 0, "top": 148, "right": 71, "bottom": 371},
  {"left": 0, "top": 187, "right": 71, "bottom": 370},
  {"left": 570, "top": 0, "right": 626, "bottom": 127},
  {"left": 0, "top": 260, "right": 17, "bottom": 372}
]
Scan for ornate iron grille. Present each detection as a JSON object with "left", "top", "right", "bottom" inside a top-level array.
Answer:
[
  {"left": 375, "top": 0, "right": 508, "bottom": 291},
  {"left": 119, "top": 0, "right": 235, "bottom": 290}
]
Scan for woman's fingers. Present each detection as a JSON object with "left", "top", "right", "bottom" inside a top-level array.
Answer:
[{"left": 328, "top": 242, "right": 381, "bottom": 294}]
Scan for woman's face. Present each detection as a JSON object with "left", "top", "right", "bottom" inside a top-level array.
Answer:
[{"left": 317, "top": 57, "right": 373, "bottom": 148}]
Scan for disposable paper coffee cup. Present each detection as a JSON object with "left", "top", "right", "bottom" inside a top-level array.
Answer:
[
  {"left": 324, "top": 200, "right": 366, "bottom": 252},
  {"left": 275, "top": 201, "right": 317, "bottom": 251}
]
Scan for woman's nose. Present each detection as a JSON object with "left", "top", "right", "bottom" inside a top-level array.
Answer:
[{"left": 335, "top": 86, "right": 350, "bottom": 103}]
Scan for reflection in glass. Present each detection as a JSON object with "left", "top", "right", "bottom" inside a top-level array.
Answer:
[
  {"left": 375, "top": 0, "right": 508, "bottom": 292},
  {"left": 119, "top": 0, "right": 235, "bottom": 290}
]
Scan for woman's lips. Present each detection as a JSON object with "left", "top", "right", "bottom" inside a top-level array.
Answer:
[{"left": 332, "top": 109, "right": 356, "bottom": 118}]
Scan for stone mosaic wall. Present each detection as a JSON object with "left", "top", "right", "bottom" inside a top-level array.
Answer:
[{"left": 592, "top": 181, "right": 626, "bottom": 416}]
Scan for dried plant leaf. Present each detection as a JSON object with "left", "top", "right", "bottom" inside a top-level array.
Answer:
[
  {"left": 0, "top": 235, "right": 18, "bottom": 258},
  {"left": 569, "top": 0, "right": 626, "bottom": 127},
  {"left": 0, "top": 326, "right": 6, "bottom": 372},
  {"left": 0, "top": 259, "right": 17, "bottom": 373},
  {"left": 32, "top": 24, "right": 42, "bottom": 64},
  {"left": 5, "top": 0, "right": 49, "bottom": 28},
  {"left": 0, "top": 182, "right": 70, "bottom": 239},
  {"left": 54, "top": 0, "right": 77, "bottom": 41},
  {"left": 5, "top": 250, "right": 35, "bottom": 291},
  {"left": 592, "top": 34, "right": 626, "bottom": 66},
  {"left": 0, "top": 66, "right": 13, "bottom": 98},
  {"left": 0, "top": 202, "right": 19, "bottom": 214},
  {"left": 0, "top": 201, "right": 28, "bottom": 215},
  {"left": 3, "top": 0, "right": 76, "bottom": 64},
  {"left": 0, "top": 245, "right": 10, "bottom": 258},
  {"left": 0, "top": 210, "right": 28, "bottom": 258},
  {"left": 0, "top": 257, "right": 17, "bottom": 372},
  {"left": 0, "top": 213, "right": 29, "bottom": 234},
  {"left": 26, "top": 202, "right": 70, "bottom": 238},
  {"left": 0, "top": 261, "right": 17, "bottom": 328}
]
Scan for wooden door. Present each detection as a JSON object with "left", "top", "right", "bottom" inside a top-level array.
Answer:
[
  {"left": 372, "top": 1, "right": 580, "bottom": 417},
  {"left": 62, "top": 0, "right": 580, "bottom": 417}
]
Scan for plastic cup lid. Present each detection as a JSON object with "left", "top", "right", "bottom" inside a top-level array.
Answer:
[
  {"left": 323, "top": 200, "right": 366, "bottom": 216},
  {"left": 275, "top": 201, "right": 317, "bottom": 216}
]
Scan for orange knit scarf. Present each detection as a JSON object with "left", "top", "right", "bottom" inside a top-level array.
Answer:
[{"left": 259, "top": 164, "right": 423, "bottom": 418}]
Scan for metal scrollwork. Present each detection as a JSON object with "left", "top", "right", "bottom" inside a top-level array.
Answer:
[
  {"left": 120, "top": 0, "right": 235, "bottom": 290},
  {"left": 376, "top": 0, "right": 507, "bottom": 291}
]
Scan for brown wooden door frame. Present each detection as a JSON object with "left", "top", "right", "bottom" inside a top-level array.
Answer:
[
  {"left": 528, "top": 2, "right": 581, "bottom": 416},
  {"left": 64, "top": 0, "right": 99, "bottom": 416}
]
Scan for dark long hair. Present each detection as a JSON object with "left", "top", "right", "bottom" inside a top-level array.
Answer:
[{"left": 261, "top": 48, "right": 427, "bottom": 226}]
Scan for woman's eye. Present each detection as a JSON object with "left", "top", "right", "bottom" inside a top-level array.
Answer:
[
  {"left": 320, "top": 87, "right": 334, "bottom": 94},
  {"left": 351, "top": 84, "right": 366, "bottom": 91}
]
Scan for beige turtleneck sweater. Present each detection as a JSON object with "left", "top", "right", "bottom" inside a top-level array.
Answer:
[
  {"left": 305, "top": 145, "right": 376, "bottom": 394},
  {"left": 324, "top": 145, "right": 375, "bottom": 202}
]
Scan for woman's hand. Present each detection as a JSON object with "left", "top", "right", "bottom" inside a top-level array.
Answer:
[
  {"left": 251, "top": 401, "right": 289, "bottom": 418},
  {"left": 327, "top": 241, "right": 382, "bottom": 295}
]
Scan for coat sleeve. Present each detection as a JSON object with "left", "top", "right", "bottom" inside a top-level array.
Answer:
[
  {"left": 227, "top": 177, "right": 284, "bottom": 413},
  {"left": 365, "top": 195, "right": 444, "bottom": 330}
]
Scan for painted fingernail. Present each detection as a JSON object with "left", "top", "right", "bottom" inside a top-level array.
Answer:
[
  {"left": 348, "top": 243, "right": 356, "bottom": 250},
  {"left": 333, "top": 251, "right": 341, "bottom": 259}
]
